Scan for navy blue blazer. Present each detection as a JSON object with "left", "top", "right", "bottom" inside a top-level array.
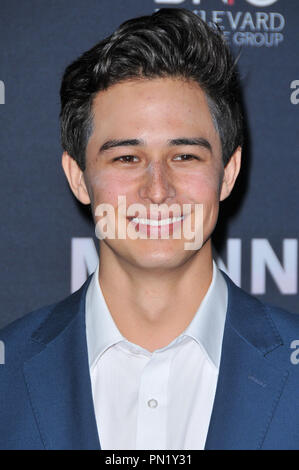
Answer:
[{"left": 0, "top": 273, "right": 299, "bottom": 450}]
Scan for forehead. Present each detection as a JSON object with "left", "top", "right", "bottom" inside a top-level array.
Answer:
[{"left": 89, "top": 77, "right": 220, "bottom": 148}]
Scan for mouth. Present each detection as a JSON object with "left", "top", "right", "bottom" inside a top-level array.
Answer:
[
  {"left": 127, "top": 214, "right": 186, "bottom": 238},
  {"left": 129, "top": 215, "right": 185, "bottom": 226}
]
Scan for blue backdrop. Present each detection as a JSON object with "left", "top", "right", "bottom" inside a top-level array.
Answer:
[{"left": 0, "top": 0, "right": 298, "bottom": 329}]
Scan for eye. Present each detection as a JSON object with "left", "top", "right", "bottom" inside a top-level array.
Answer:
[
  {"left": 113, "top": 155, "right": 139, "bottom": 163},
  {"left": 173, "top": 154, "right": 199, "bottom": 161}
]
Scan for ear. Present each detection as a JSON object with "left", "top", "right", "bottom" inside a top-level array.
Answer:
[
  {"left": 220, "top": 146, "right": 242, "bottom": 202},
  {"left": 61, "top": 152, "right": 91, "bottom": 205}
]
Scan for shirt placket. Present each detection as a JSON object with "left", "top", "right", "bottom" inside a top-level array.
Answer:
[{"left": 135, "top": 349, "right": 173, "bottom": 450}]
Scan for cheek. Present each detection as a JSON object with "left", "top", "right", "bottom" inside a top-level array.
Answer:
[
  {"left": 85, "top": 168, "right": 133, "bottom": 208},
  {"left": 185, "top": 169, "right": 223, "bottom": 237},
  {"left": 184, "top": 169, "right": 222, "bottom": 204}
]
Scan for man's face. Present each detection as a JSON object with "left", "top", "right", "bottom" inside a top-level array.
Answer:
[{"left": 80, "top": 77, "right": 238, "bottom": 270}]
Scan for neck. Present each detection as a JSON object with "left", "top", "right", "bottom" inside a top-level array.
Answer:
[{"left": 98, "top": 241, "right": 213, "bottom": 352}]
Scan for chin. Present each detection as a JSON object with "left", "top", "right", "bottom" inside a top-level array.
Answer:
[{"left": 126, "top": 242, "right": 197, "bottom": 271}]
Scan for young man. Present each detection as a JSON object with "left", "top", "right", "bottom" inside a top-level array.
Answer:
[{"left": 1, "top": 8, "right": 299, "bottom": 450}]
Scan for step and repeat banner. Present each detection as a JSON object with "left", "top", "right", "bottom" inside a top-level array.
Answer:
[{"left": 0, "top": 0, "right": 298, "bottom": 328}]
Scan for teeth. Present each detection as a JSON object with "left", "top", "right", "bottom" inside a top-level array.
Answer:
[{"left": 131, "top": 216, "right": 184, "bottom": 226}]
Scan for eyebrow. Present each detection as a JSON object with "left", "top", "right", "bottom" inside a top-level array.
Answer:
[
  {"left": 99, "top": 139, "right": 143, "bottom": 152},
  {"left": 168, "top": 137, "right": 212, "bottom": 153},
  {"left": 99, "top": 137, "right": 212, "bottom": 153}
]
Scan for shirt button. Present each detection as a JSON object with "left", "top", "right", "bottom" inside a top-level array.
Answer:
[{"left": 147, "top": 399, "right": 158, "bottom": 408}]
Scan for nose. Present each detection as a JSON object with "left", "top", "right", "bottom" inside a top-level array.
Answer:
[{"left": 138, "top": 161, "right": 176, "bottom": 204}]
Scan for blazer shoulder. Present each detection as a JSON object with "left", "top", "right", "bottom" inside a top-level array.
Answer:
[
  {"left": 223, "top": 270, "right": 299, "bottom": 335},
  {"left": 0, "top": 301, "right": 59, "bottom": 363},
  {"left": 0, "top": 276, "right": 92, "bottom": 367},
  {"left": 264, "top": 302, "right": 299, "bottom": 342},
  {"left": 223, "top": 272, "right": 299, "bottom": 364}
]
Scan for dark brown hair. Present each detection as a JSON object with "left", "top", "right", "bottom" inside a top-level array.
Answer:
[{"left": 60, "top": 8, "right": 244, "bottom": 170}]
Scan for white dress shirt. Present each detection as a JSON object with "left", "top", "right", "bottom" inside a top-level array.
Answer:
[{"left": 85, "top": 260, "right": 228, "bottom": 450}]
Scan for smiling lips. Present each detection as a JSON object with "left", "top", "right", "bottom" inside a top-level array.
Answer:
[
  {"left": 130, "top": 215, "right": 184, "bottom": 227},
  {"left": 127, "top": 214, "right": 186, "bottom": 237}
]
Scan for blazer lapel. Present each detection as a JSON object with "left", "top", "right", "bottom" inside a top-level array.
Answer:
[
  {"left": 205, "top": 274, "right": 289, "bottom": 450},
  {"left": 23, "top": 277, "right": 101, "bottom": 450}
]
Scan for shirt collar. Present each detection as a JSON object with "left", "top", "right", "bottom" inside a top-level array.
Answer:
[
  {"left": 181, "top": 261, "right": 228, "bottom": 368},
  {"left": 85, "top": 260, "right": 228, "bottom": 370}
]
